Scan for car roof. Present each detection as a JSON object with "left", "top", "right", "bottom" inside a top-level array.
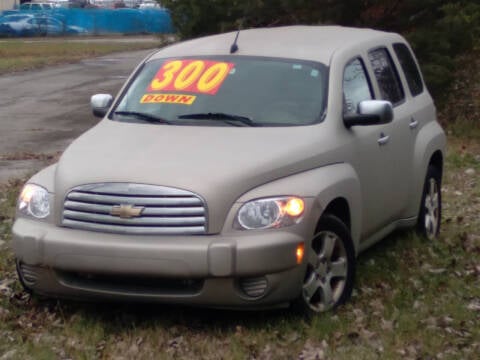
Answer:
[{"left": 150, "top": 26, "right": 403, "bottom": 64}]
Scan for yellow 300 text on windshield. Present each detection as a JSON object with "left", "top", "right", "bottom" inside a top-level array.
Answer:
[{"left": 148, "top": 60, "right": 235, "bottom": 95}]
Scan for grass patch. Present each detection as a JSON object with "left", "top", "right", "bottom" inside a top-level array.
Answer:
[
  {"left": 0, "top": 38, "right": 162, "bottom": 74},
  {"left": 0, "top": 136, "right": 479, "bottom": 359}
]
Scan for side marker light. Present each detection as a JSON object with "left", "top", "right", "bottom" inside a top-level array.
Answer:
[{"left": 296, "top": 243, "right": 305, "bottom": 265}]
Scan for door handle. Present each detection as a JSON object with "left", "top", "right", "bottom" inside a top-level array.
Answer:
[
  {"left": 409, "top": 118, "right": 419, "bottom": 129},
  {"left": 378, "top": 133, "right": 390, "bottom": 146}
]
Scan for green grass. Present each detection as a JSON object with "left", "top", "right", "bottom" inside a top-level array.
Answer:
[
  {"left": 0, "top": 39, "right": 162, "bottom": 74},
  {"left": 0, "top": 136, "right": 479, "bottom": 359}
]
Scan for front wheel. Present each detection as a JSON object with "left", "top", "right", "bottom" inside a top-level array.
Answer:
[
  {"left": 295, "top": 214, "right": 355, "bottom": 314},
  {"left": 417, "top": 165, "right": 442, "bottom": 240}
]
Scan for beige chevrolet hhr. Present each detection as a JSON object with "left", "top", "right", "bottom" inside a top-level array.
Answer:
[{"left": 13, "top": 26, "right": 446, "bottom": 314}]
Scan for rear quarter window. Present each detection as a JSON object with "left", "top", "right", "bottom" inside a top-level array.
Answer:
[{"left": 393, "top": 43, "right": 424, "bottom": 96}]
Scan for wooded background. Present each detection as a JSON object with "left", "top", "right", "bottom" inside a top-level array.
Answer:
[{"left": 162, "top": 0, "right": 480, "bottom": 105}]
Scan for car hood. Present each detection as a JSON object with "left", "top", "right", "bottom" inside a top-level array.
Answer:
[{"left": 55, "top": 120, "right": 337, "bottom": 232}]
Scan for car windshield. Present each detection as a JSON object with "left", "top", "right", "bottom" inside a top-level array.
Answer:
[{"left": 112, "top": 56, "right": 328, "bottom": 127}]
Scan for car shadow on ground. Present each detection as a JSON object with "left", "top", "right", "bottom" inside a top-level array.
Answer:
[{"left": 16, "top": 297, "right": 296, "bottom": 334}]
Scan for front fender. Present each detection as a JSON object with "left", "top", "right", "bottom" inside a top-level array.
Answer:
[
  {"left": 233, "top": 163, "right": 362, "bottom": 252},
  {"left": 26, "top": 164, "right": 57, "bottom": 193}
]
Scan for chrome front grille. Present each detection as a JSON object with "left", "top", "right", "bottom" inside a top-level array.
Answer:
[{"left": 62, "top": 183, "right": 207, "bottom": 235}]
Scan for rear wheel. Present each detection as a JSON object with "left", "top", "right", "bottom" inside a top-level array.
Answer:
[
  {"left": 417, "top": 165, "right": 442, "bottom": 240},
  {"left": 295, "top": 214, "right": 355, "bottom": 314}
]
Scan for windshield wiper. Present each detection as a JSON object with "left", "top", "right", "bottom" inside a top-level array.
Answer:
[
  {"left": 177, "top": 112, "right": 259, "bottom": 127},
  {"left": 113, "top": 111, "right": 172, "bottom": 125}
]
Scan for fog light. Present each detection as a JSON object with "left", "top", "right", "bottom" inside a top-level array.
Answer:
[
  {"left": 17, "top": 262, "right": 39, "bottom": 287},
  {"left": 239, "top": 277, "right": 268, "bottom": 298}
]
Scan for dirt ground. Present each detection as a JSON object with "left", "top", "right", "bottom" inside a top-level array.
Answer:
[{"left": 0, "top": 48, "right": 154, "bottom": 183}]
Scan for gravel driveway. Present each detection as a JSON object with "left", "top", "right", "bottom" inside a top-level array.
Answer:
[{"left": 0, "top": 49, "right": 153, "bottom": 183}]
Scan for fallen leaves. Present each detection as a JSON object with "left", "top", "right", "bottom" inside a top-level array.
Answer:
[
  {"left": 0, "top": 279, "right": 15, "bottom": 298},
  {"left": 467, "top": 299, "right": 480, "bottom": 312},
  {"left": 298, "top": 339, "right": 328, "bottom": 360},
  {"left": 462, "top": 234, "right": 480, "bottom": 253},
  {"left": 167, "top": 335, "right": 184, "bottom": 352},
  {"left": 395, "top": 341, "right": 422, "bottom": 359},
  {"left": 0, "top": 349, "right": 17, "bottom": 360},
  {"left": 0, "top": 152, "right": 61, "bottom": 162},
  {"left": 465, "top": 168, "right": 476, "bottom": 176}
]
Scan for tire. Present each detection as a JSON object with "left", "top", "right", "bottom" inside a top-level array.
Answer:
[
  {"left": 417, "top": 165, "right": 442, "bottom": 240},
  {"left": 294, "top": 214, "right": 355, "bottom": 315}
]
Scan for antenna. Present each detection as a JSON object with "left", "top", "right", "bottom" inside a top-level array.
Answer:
[{"left": 230, "top": 30, "right": 240, "bottom": 54}]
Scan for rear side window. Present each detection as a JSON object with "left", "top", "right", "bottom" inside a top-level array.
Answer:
[
  {"left": 393, "top": 43, "right": 424, "bottom": 96},
  {"left": 343, "top": 58, "right": 373, "bottom": 115},
  {"left": 368, "top": 48, "right": 404, "bottom": 104}
]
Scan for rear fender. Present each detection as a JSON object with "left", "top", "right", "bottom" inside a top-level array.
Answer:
[{"left": 409, "top": 121, "right": 446, "bottom": 217}]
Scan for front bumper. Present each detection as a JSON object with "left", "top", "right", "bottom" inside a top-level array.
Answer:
[{"left": 13, "top": 218, "right": 308, "bottom": 307}]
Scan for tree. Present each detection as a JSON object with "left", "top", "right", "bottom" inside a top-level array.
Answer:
[{"left": 162, "top": 0, "right": 480, "bottom": 103}]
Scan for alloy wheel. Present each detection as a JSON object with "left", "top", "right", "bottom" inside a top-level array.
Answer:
[
  {"left": 424, "top": 177, "right": 440, "bottom": 240},
  {"left": 302, "top": 231, "right": 348, "bottom": 312}
]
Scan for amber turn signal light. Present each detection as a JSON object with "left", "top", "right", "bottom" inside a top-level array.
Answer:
[
  {"left": 296, "top": 243, "right": 305, "bottom": 264},
  {"left": 284, "top": 197, "right": 305, "bottom": 217}
]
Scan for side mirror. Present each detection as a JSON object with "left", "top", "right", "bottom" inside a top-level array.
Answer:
[
  {"left": 91, "top": 94, "right": 113, "bottom": 118},
  {"left": 343, "top": 100, "right": 393, "bottom": 128}
]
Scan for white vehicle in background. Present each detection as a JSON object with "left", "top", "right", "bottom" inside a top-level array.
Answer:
[
  {"left": 0, "top": 13, "right": 38, "bottom": 36},
  {"left": 49, "top": 0, "right": 71, "bottom": 8},
  {"left": 87, "top": 0, "right": 113, "bottom": 8},
  {"left": 123, "top": 0, "right": 142, "bottom": 8},
  {"left": 89, "top": 0, "right": 141, "bottom": 8},
  {"left": 0, "top": 12, "right": 87, "bottom": 36},
  {"left": 139, "top": 0, "right": 160, "bottom": 9},
  {"left": 19, "top": 2, "right": 54, "bottom": 10}
]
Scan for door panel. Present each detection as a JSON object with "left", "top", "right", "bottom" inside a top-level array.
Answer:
[
  {"left": 366, "top": 47, "right": 411, "bottom": 221},
  {"left": 343, "top": 57, "right": 395, "bottom": 237}
]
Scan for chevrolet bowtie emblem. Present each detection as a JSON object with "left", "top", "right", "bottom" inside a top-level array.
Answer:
[{"left": 111, "top": 204, "right": 144, "bottom": 219}]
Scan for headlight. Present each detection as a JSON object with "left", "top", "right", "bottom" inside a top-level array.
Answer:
[
  {"left": 18, "top": 184, "right": 50, "bottom": 219},
  {"left": 236, "top": 197, "right": 305, "bottom": 230}
]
